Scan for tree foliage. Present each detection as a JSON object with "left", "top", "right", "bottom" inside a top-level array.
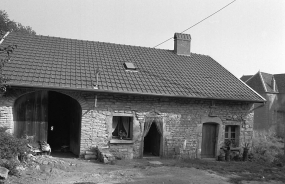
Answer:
[
  {"left": 0, "top": 10, "right": 36, "bottom": 35},
  {"left": 0, "top": 10, "right": 33, "bottom": 94}
]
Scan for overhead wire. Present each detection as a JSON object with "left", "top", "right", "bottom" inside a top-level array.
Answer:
[
  {"left": 124, "top": 0, "right": 237, "bottom": 65},
  {"left": 153, "top": 0, "right": 237, "bottom": 49},
  {"left": 125, "top": 0, "right": 238, "bottom": 95}
]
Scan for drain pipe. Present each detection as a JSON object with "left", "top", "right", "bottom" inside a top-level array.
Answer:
[{"left": 248, "top": 102, "right": 266, "bottom": 113}]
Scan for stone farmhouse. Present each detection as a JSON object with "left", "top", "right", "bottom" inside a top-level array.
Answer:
[
  {"left": 0, "top": 32, "right": 265, "bottom": 160},
  {"left": 241, "top": 72, "right": 285, "bottom": 137}
]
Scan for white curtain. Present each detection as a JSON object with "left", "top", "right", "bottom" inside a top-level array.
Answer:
[
  {"left": 140, "top": 117, "right": 163, "bottom": 157},
  {"left": 155, "top": 121, "right": 163, "bottom": 135},
  {"left": 122, "top": 117, "right": 130, "bottom": 137},
  {"left": 112, "top": 116, "right": 119, "bottom": 134}
]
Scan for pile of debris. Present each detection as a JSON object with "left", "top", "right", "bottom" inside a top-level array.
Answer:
[
  {"left": 27, "top": 141, "right": 51, "bottom": 156},
  {"left": 96, "top": 147, "right": 116, "bottom": 164},
  {"left": 27, "top": 154, "right": 75, "bottom": 167}
]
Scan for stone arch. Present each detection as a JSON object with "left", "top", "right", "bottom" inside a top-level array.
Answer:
[
  {"left": 10, "top": 89, "right": 85, "bottom": 112},
  {"left": 196, "top": 116, "right": 223, "bottom": 159},
  {"left": 13, "top": 90, "right": 83, "bottom": 156}
]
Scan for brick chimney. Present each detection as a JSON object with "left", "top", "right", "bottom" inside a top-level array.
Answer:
[{"left": 174, "top": 33, "right": 191, "bottom": 56}]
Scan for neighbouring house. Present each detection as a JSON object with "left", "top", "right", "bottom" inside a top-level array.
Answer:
[
  {"left": 0, "top": 32, "right": 265, "bottom": 160},
  {"left": 241, "top": 72, "right": 285, "bottom": 137}
]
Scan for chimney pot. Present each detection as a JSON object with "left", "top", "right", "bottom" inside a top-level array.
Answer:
[{"left": 174, "top": 33, "right": 191, "bottom": 56}]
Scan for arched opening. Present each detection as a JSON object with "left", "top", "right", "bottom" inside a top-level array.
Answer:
[
  {"left": 143, "top": 122, "right": 161, "bottom": 157},
  {"left": 14, "top": 91, "right": 82, "bottom": 156},
  {"left": 201, "top": 122, "right": 218, "bottom": 158},
  {"left": 47, "top": 91, "right": 81, "bottom": 156}
]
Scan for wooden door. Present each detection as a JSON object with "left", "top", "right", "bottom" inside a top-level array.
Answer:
[
  {"left": 14, "top": 91, "right": 48, "bottom": 142},
  {"left": 201, "top": 123, "right": 217, "bottom": 158}
]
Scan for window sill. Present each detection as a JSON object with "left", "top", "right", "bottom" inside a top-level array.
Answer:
[{"left": 110, "top": 139, "right": 134, "bottom": 144}]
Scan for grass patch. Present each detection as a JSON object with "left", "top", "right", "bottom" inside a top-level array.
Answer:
[{"left": 173, "top": 159, "right": 285, "bottom": 184}]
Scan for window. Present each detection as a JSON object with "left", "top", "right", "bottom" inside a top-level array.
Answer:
[
  {"left": 124, "top": 62, "right": 136, "bottom": 70},
  {"left": 225, "top": 125, "right": 239, "bottom": 147},
  {"left": 112, "top": 116, "right": 133, "bottom": 139}
]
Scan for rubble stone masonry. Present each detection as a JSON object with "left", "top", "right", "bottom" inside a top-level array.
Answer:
[{"left": 0, "top": 89, "right": 254, "bottom": 159}]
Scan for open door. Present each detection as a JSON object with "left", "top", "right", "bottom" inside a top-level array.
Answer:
[
  {"left": 14, "top": 91, "right": 82, "bottom": 156},
  {"left": 143, "top": 123, "right": 161, "bottom": 157}
]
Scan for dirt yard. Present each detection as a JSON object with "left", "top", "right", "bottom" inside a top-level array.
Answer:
[{"left": 3, "top": 154, "right": 285, "bottom": 184}]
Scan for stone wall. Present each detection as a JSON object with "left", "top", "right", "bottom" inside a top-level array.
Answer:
[
  {"left": 78, "top": 93, "right": 254, "bottom": 159},
  {"left": 0, "top": 88, "right": 255, "bottom": 159}
]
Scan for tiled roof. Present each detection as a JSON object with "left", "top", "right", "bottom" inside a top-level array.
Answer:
[
  {"left": 274, "top": 74, "right": 285, "bottom": 93},
  {"left": 242, "top": 71, "right": 285, "bottom": 94},
  {"left": 243, "top": 72, "right": 266, "bottom": 94},
  {"left": 240, "top": 75, "right": 253, "bottom": 82},
  {"left": 1, "top": 32, "right": 265, "bottom": 102},
  {"left": 260, "top": 72, "right": 278, "bottom": 93}
]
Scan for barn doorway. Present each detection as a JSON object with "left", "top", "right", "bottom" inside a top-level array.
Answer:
[
  {"left": 14, "top": 91, "right": 82, "bottom": 156},
  {"left": 143, "top": 123, "right": 161, "bottom": 157},
  {"left": 47, "top": 91, "right": 81, "bottom": 156},
  {"left": 201, "top": 123, "right": 218, "bottom": 158}
]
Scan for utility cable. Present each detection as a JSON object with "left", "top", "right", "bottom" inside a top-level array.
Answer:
[
  {"left": 121, "top": 0, "right": 238, "bottom": 95},
  {"left": 153, "top": 0, "right": 237, "bottom": 49}
]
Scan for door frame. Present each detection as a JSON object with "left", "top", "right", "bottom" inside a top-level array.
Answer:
[
  {"left": 140, "top": 117, "right": 164, "bottom": 158},
  {"left": 197, "top": 117, "right": 223, "bottom": 159}
]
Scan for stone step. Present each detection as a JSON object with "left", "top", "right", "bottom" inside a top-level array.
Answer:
[{"left": 97, "top": 148, "right": 115, "bottom": 164}]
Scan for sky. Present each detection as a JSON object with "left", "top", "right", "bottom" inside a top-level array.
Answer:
[{"left": 2, "top": 0, "right": 285, "bottom": 78}]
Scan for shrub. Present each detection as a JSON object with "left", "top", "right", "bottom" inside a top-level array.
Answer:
[
  {"left": 0, "top": 130, "right": 28, "bottom": 161},
  {"left": 251, "top": 131, "right": 284, "bottom": 163},
  {"left": 0, "top": 159, "right": 20, "bottom": 176}
]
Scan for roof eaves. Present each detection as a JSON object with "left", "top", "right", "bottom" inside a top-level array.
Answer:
[
  {"left": 206, "top": 57, "right": 266, "bottom": 103},
  {"left": 235, "top": 77, "right": 266, "bottom": 103},
  {"left": 7, "top": 83, "right": 266, "bottom": 103}
]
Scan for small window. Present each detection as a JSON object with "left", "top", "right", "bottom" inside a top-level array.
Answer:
[
  {"left": 225, "top": 125, "right": 240, "bottom": 147},
  {"left": 112, "top": 116, "right": 133, "bottom": 139},
  {"left": 124, "top": 62, "right": 136, "bottom": 70}
]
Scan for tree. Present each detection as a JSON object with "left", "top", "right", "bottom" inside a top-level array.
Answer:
[
  {"left": 0, "top": 9, "right": 34, "bottom": 94},
  {"left": 0, "top": 32, "right": 16, "bottom": 94},
  {"left": 0, "top": 10, "right": 36, "bottom": 35}
]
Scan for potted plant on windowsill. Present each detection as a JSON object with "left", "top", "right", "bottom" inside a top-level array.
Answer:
[{"left": 118, "top": 130, "right": 127, "bottom": 140}]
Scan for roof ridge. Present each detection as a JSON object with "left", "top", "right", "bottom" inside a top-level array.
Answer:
[
  {"left": 259, "top": 71, "right": 268, "bottom": 92},
  {"left": 10, "top": 32, "right": 207, "bottom": 56}
]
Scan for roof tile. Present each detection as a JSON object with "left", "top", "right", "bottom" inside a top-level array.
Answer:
[{"left": 1, "top": 32, "right": 264, "bottom": 102}]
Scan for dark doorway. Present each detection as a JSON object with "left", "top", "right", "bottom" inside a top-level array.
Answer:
[
  {"left": 201, "top": 123, "right": 217, "bottom": 158},
  {"left": 48, "top": 91, "right": 81, "bottom": 156},
  {"left": 143, "top": 123, "right": 161, "bottom": 157},
  {"left": 14, "top": 91, "right": 82, "bottom": 156}
]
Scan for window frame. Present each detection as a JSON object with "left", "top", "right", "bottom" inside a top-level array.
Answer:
[
  {"left": 111, "top": 113, "right": 134, "bottom": 140},
  {"left": 224, "top": 125, "right": 240, "bottom": 147}
]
